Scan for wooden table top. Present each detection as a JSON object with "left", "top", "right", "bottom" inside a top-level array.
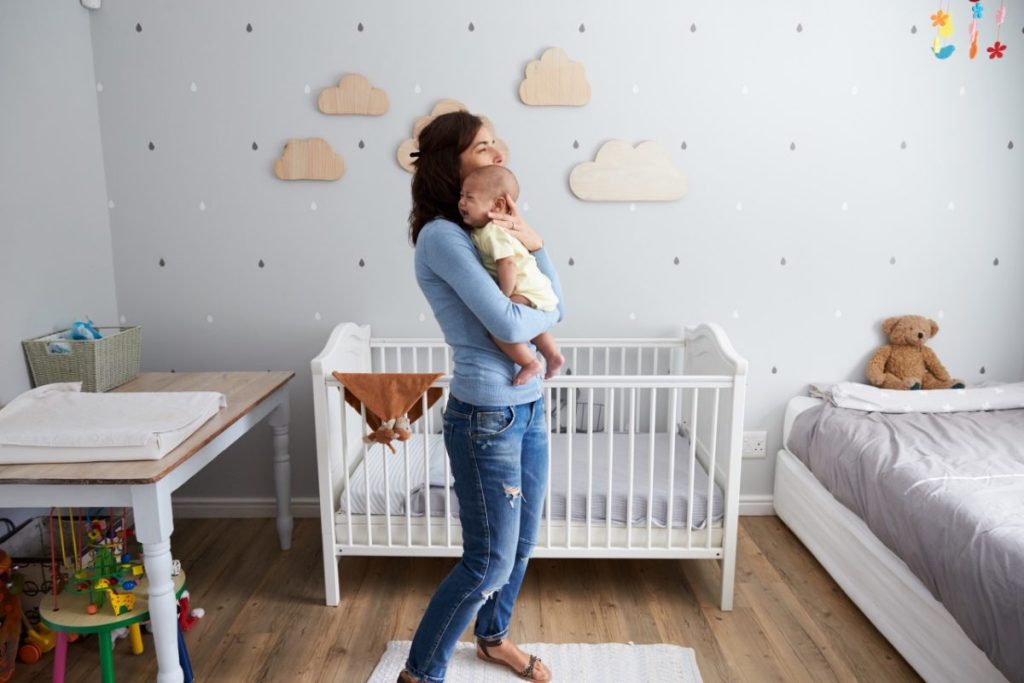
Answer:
[{"left": 0, "top": 372, "right": 293, "bottom": 486}]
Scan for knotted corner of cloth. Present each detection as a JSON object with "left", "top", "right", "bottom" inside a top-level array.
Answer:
[{"left": 332, "top": 372, "right": 443, "bottom": 453}]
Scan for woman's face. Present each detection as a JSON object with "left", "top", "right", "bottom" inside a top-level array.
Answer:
[{"left": 458, "top": 126, "right": 504, "bottom": 179}]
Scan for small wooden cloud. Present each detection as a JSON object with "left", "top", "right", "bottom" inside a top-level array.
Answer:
[
  {"left": 274, "top": 138, "right": 345, "bottom": 181},
  {"left": 519, "top": 47, "right": 591, "bottom": 106},
  {"left": 397, "top": 100, "right": 508, "bottom": 173},
  {"left": 318, "top": 74, "right": 389, "bottom": 116},
  {"left": 569, "top": 140, "right": 686, "bottom": 201}
]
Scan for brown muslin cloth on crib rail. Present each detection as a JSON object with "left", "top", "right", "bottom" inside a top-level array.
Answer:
[{"left": 332, "top": 372, "right": 443, "bottom": 453}]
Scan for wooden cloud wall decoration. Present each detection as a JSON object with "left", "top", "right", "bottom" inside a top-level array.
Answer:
[
  {"left": 318, "top": 74, "right": 389, "bottom": 115},
  {"left": 397, "top": 99, "right": 509, "bottom": 173},
  {"left": 519, "top": 47, "right": 591, "bottom": 106},
  {"left": 569, "top": 141, "right": 687, "bottom": 201},
  {"left": 274, "top": 138, "right": 345, "bottom": 181}
]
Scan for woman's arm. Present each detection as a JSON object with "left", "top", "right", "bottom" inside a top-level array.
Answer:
[{"left": 419, "top": 222, "right": 558, "bottom": 343}]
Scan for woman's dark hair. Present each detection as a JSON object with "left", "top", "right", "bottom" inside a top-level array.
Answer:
[{"left": 409, "top": 111, "right": 483, "bottom": 245}]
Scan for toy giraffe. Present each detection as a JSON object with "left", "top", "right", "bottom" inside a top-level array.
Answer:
[{"left": 106, "top": 590, "right": 136, "bottom": 617}]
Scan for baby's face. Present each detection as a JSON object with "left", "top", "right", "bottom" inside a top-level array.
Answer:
[{"left": 458, "top": 179, "right": 498, "bottom": 228}]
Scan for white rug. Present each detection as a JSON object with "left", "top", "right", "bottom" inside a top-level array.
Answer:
[{"left": 366, "top": 640, "right": 703, "bottom": 683}]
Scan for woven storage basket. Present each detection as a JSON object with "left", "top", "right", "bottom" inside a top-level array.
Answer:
[{"left": 22, "top": 326, "right": 141, "bottom": 392}]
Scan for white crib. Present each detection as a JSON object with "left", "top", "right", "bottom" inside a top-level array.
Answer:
[{"left": 311, "top": 322, "right": 748, "bottom": 610}]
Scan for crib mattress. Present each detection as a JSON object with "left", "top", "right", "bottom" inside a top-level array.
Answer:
[{"left": 338, "top": 432, "right": 724, "bottom": 529}]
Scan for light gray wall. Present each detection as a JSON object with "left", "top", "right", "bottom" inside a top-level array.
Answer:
[
  {"left": 0, "top": 1, "right": 118, "bottom": 405},
  {"left": 1, "top": 0, "right": 118, "bottom": 526},
  {"left": 87, "top": 1, "right": 1024, "bottom": 504}
]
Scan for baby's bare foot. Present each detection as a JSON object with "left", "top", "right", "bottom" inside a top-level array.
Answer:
[
  {"left": 544, "top": 352, "right": 565, "bottom": 379},
  {"left": 514, "top": 359, "right": 544, "bottom": 386}
]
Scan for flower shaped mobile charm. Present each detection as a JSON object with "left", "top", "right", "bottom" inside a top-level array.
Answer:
[
  {"left": 931, "top": 9, "right": 950, "bottom": 26},
  {"left": 987, "top": 40, "right": 1007, "bottom": 58},
  {"left": 972, "top": 3, "right": 984, "bottom": 19}
]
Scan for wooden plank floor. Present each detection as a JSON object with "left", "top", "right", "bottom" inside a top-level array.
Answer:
[{"left": 17, "top": 516, "right": 921, "bottom": 682}]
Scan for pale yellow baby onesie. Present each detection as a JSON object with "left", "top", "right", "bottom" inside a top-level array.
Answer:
[{"left": 470, "top": 221, "right": 559, "bottom": 312}]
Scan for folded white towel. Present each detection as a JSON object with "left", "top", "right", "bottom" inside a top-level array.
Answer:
[
  {"left": 827, "top": 381, "right": 1024, "bottom": 413},
  {"left": 0, "top": 382, "right": 227, "bottom": 449}
]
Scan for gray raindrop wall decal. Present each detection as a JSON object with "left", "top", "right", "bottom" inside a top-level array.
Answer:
[
  {"left": 246, "top": 23, "right": 253, "bottom": 32},
  {"left": 980, "top": 366, "right": 986, "bottom": 374},
  {"left": 579, "top": 23, "right": 586, "bottom": 33},
  {"left": 252, "top": 141, "right": 258, "bottom": 150},
  {"left": 148, "top": 141, "right": 155, "bottom": 150},
  {"left": 135, "top": 23, "right": 142, "bottom": 32},
  {"left": 690, "top": 23, "right": 697, "bottom": 32},
  {"left": 357, "top": 22, "right": 364, "bottom": 32},
  {"left": 910, "top": 25, "right": 918, "bottom": 34},
  {"left": 258, "top": 259, "right": 265, "bottom": 268},
  {"left": 159, "top": 258, "right": 165, "bottom": 267},
  {"left": 568, "top": 257, "right": 575, "bottom": 266},
  {"left": 468, "top": 21, "right": 475, "bottom": 31},
  {"left": 170, "top": 368, "right": 175, "bottom": 373},
  {"left": 890, "top": 256, "right": 897, "bottom": 265},
  {"left": 796, "top": 23, "right": 803, "bottom": 32},
  {"left": 780, "top": 257, "right": 787, "bottom": 265},
  {"left": 993, "top": 257, "right": 1000, "bottom": 266},
  {"left": 680, "top": 141, "right": 688, "bottom": 150},
  {"left": 358, "top": 140, "right": 365, "bottom": 149},
  {"left": 673, "top": 256, "right": 680, "bottom": 265},
  {"left": 901, "top": 140, "right": 907, "bottom": 149},
  {"left": 771, "top": 366, "right": 778, "bottom": 374},
  {"left": 789, "top": 142, "right": 796, "bottom": 151},
  {"left": 358, "top": 258, "right": 365, "bottom": 267},
  {"left": 572, "top": 140, "right": 579, "bottom": 149},
  {"left": 1010, "top": 141, "right": 1015, "bottom": 150}
]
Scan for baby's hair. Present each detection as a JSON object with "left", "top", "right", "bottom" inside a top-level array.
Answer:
[{"left": 463, "top": 165, "right": 520, "bottom": 202}]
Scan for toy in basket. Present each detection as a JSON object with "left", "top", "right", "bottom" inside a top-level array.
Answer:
[{"left": 22, "top": 325, "right": 141, "bottom": 392}]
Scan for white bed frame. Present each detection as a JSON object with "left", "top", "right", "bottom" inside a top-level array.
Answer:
[
  {"left": 312, "top": 322, "right": 747, "bottom": 610},
  {"left": 774, "top": 398, "right": 1008, "bottom": 683}
]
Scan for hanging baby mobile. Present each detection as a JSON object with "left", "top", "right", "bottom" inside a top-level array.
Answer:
[{"left": 930, "top": 0, "right": 1007, "bottom": 59}]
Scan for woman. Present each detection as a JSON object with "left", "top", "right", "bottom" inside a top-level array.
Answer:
[{"left": 399, "top": 111, "right": 563, "bottom": 682}]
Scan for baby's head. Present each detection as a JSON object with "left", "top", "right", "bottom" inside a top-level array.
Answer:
[{"left": 458, "top": 165, "right": 520, "bottom": 228}]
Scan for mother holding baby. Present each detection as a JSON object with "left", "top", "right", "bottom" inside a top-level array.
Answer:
[{"left": 398, "top": 111, "right": 564, "bottom": 682}]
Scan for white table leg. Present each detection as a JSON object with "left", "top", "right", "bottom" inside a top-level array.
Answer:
[
  {"left": 132, "top": 484, "right": 183, "bottom": 683},
  {"left": 269, "top": 393, "right": 293, "bottom": 550}
]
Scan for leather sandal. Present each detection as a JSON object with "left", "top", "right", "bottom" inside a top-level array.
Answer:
[{"left": 476, "top": 637, "right": 551, "bottom": 681}]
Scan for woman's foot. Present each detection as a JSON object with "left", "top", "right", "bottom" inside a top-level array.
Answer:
[
  {"left": 476, "top": 637, "right": 552, "bottom": 681},
  {"left": 513, "top": 359, "right": 544, "bottom": 386},
  {"left": 543, "top": 352, "right": 564, "bottom": 380},
  {"left": 396, "top": 670, "right": 422, "bottom": 683}
]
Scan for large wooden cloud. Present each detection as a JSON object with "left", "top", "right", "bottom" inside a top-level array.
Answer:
[
  {"left": 397, "top": 99, "right": 509, "bottom": 173},
  {"left": 318, "top": 74, "right": 389, "bottom": 115},
  {"left": 519, "top": 48, "right": 591, "bottom": 106},
  {"left": 274, "top": 138, "right": 345, "bottom": 181},
  {"left": 569, "top": 141, "right": 686, "bottom": 201}
]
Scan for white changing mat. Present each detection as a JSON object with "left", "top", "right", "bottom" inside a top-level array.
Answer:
[{"left": 0, "top": 382, "right": 227, "bottom": 464}]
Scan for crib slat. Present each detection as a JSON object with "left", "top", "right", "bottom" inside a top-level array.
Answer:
[
  {"left": 586, "top": 387, "right": 594, "bottom": 549},
  {"left": 545, "top": 386, "right": 553, "bottom": 549},
  {"left": 403, "top": 438, "right": 412, "bottom": 547},
  {"left": 340, "top": 387, "right": 353, "bottom": 546},
  {"left": 627, "top": 387, "right": 636, "bottom": 549},
  {"left": 646, "top": 386, "right": 657, "bottom": 548},
  {"left": 362, "top": 404, "right": 372, "bottom": 546},
  {"left": 383, "top": 419, "right": 392, "bottom": 548},
  {"left": 423, "top": 398, "right": 431, "bottom": 548},
  {"left": 686, "top": 389, "right": 699, "bottom": 549},
  {"left": 705, "top": 389, "right": 720, "bottom": 550},
  {"left": 566, "top": 388, "right": 575, "bottom": 548},
  {"left": 606, "top": 387, "right": 615, "bottom": 549},
  {"left": 396, "top": 347, "right": 403, "bottom": 373},
  {"left": 443, "top": 388, "right": 452, "bottom": 546},
  {"left": 666, "top": 387, "right": 679, "bottom": 549}
]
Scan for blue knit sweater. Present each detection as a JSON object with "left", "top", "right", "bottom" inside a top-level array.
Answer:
[{"left": 415, "top": 218, "right": 565, "bottom": 407}]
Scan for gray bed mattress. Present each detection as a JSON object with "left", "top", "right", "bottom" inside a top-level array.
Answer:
[{"left": 787, "top": 403, "right": 1024, "bottom": 682}]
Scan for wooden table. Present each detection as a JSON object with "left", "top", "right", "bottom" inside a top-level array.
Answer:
[{"left": 0, "top": 372, "right": 294, "bottom": 683}]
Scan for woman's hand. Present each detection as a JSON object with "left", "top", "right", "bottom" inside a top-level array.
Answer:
[{"left": 488, "top": 194, "right": 544, "bottom": 252}]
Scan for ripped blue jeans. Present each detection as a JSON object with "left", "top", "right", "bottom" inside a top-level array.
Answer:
[{"left": 404, "top": 394, "right": 548, "bottom": 683}]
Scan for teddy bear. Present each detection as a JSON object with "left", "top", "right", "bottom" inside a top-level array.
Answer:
[{"left": 866, "top": 315, "right": 964, "bottom": 390}]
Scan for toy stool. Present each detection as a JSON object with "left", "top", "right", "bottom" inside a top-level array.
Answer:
[{"left": 40, "top": 572, "right": 187, "bottom": 683}]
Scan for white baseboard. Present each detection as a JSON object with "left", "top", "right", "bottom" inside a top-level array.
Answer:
[
  {"left": 173, "top": 494, "right": 776, "bottom": 518},
  {"left": 739, "top": 494, "right": 775, "bottom": 516}
]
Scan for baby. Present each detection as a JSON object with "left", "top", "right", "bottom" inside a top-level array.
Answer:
[{"left": 458, "top": 165, "right": 564, "bottom": 386}]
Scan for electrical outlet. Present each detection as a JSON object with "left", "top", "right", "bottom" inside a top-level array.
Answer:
[{"left": 742, "top": 430, "right": 767, "bottom": 458}]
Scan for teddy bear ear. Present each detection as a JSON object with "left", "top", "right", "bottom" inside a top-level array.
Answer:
[
  {"left": 929, "top": 319, "right": 940, "bottom": 337},
  {"left": 881, "top": 317, "right": 900, "bottom": 336}
]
